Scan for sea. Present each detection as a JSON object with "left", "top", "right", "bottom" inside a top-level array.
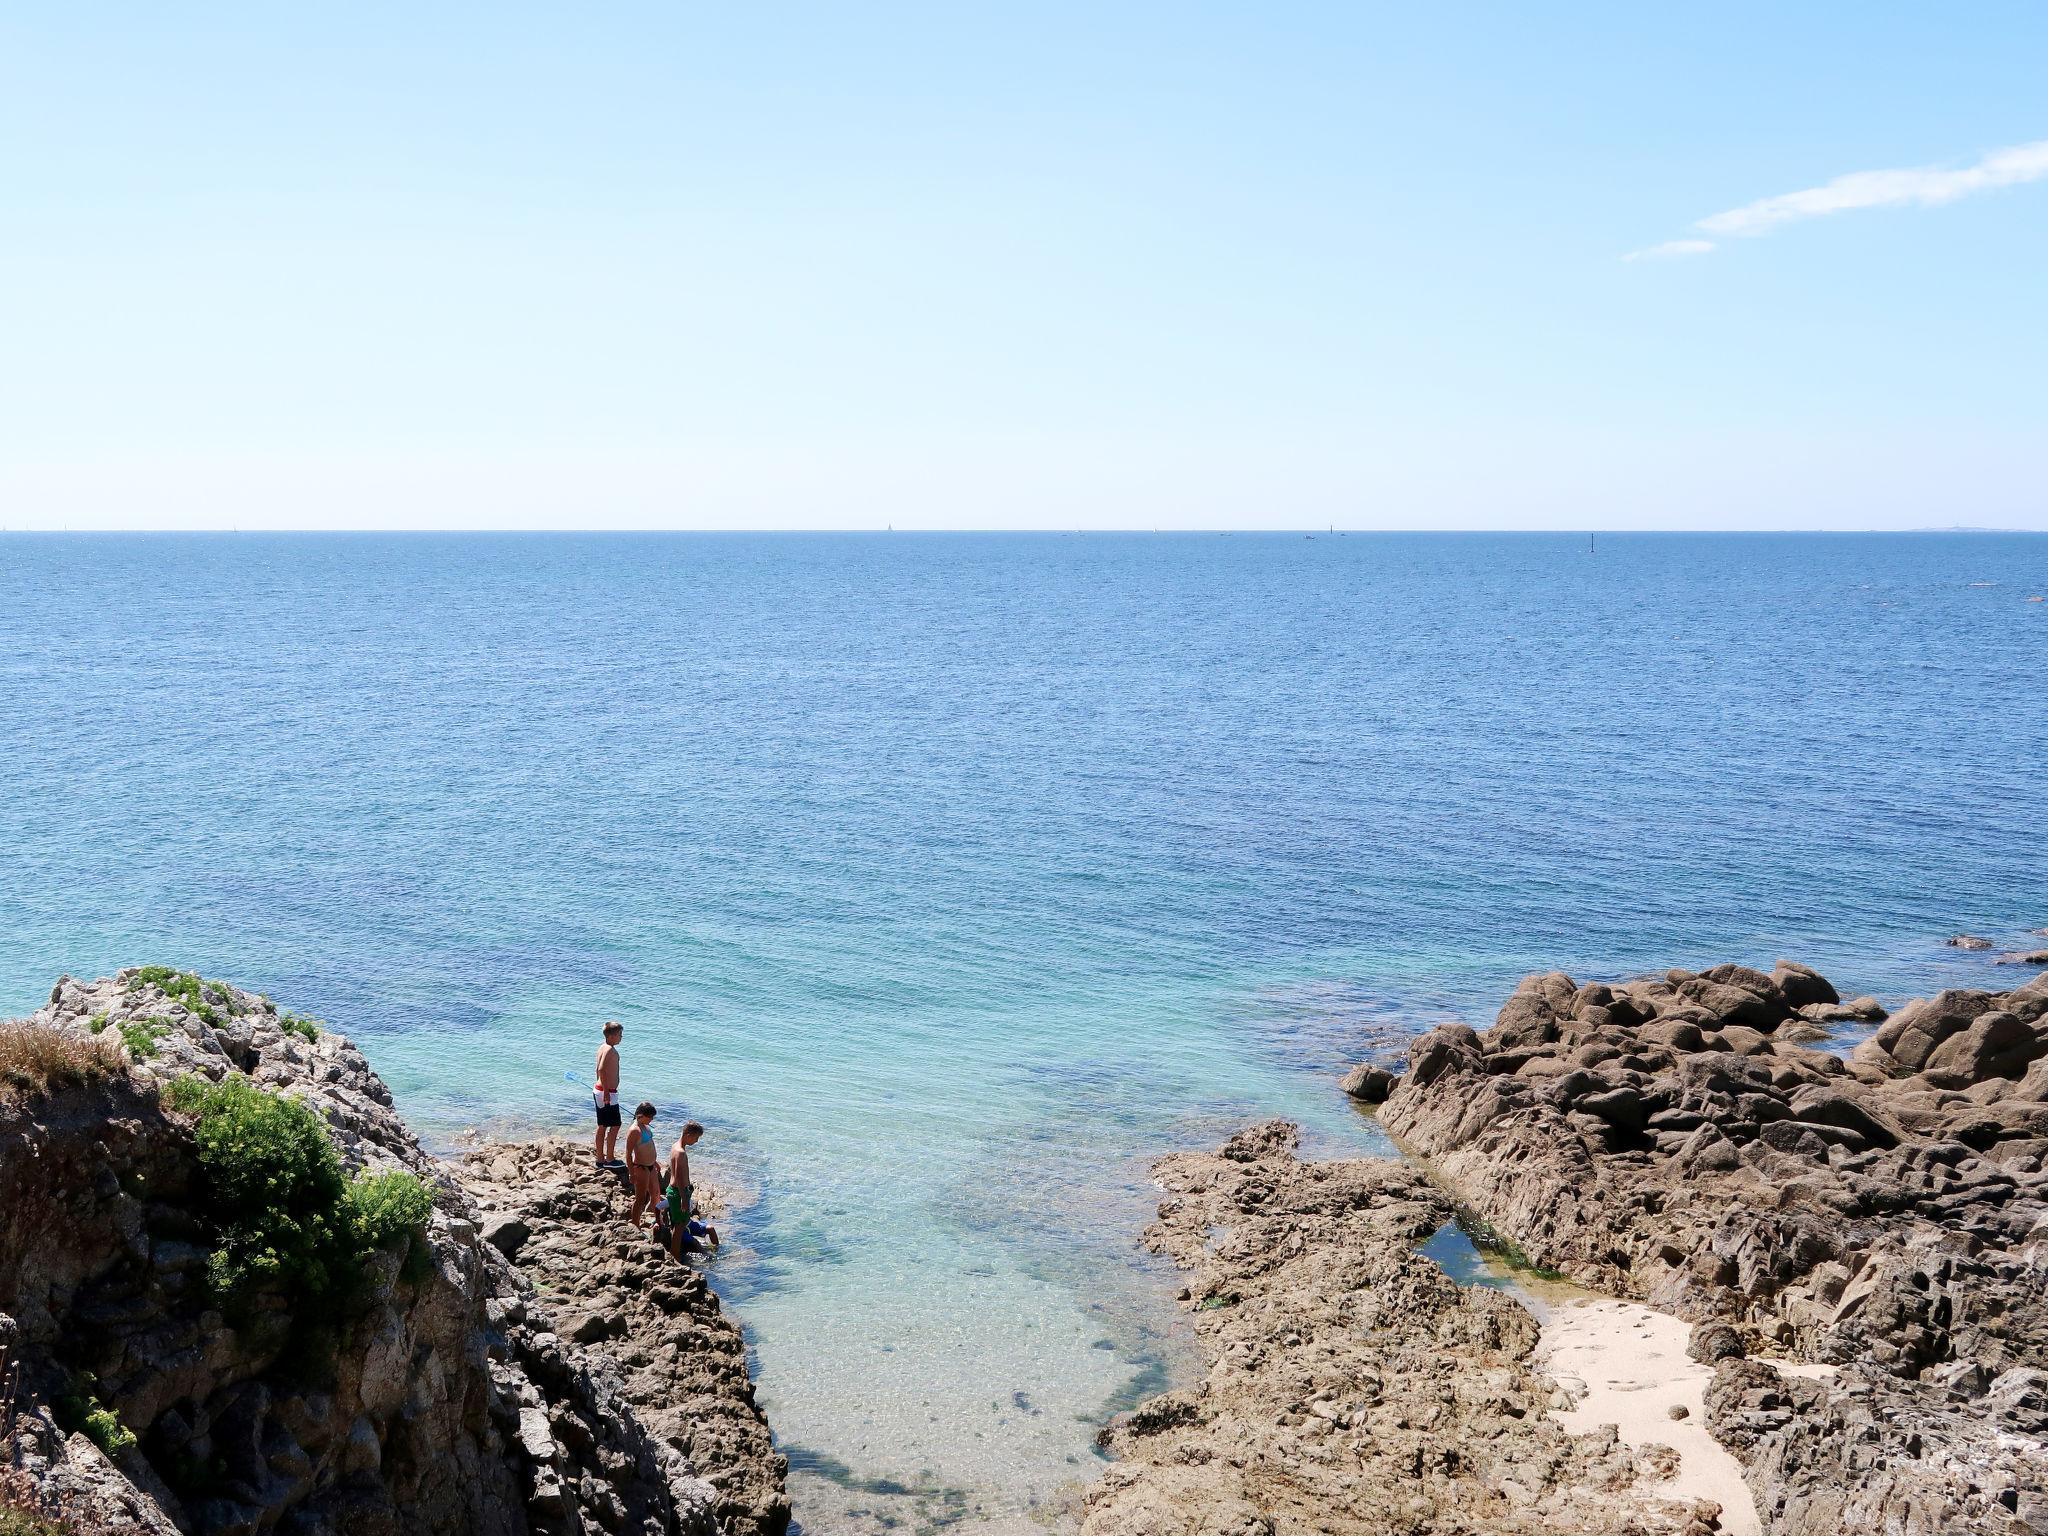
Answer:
[{"left": 3, "top": 531, "right": 2043, "bottom": 1533}]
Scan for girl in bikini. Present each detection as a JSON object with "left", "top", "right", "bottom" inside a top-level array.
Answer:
[{"left": 624, "top": 1101, "right": 662, "bottom": 1227}]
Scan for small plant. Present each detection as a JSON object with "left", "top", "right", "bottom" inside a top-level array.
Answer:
[
  {"left": 55, "top": 1380, "right": 136, "bottom": 1458},
  {"left": 117, "top": 1018, "right": 170, "bottom": 1060},
  {"left": 126, "top": 967, "right": 237, "bottom": 1027},
  {"left": 279, "top": 1014, "right": 322, "bottom": 1043},
  {"left": 0, "top": 1023, "right": 121, "bottom": 1101},
  {"left": 85, "top": 1013, "right": 109, "bottom": 1035},
  {"left": 1195, "top": 1291, "right": 1241, "bottom": 1311}
]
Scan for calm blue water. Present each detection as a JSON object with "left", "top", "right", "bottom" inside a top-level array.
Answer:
[{"left": 3, "top": 532, "right": 2044, "bottom": 1530}]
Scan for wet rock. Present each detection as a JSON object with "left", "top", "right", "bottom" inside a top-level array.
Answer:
[
  {"left": 1947, "top": 935, "right": 1995, "bottom": 950},
  {"left": 1337, "top": 1063, "right": 1395, "bottom": 1103}
]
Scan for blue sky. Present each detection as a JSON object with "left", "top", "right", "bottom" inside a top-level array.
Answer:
[{"left": 2, "top": 4, "right": 2044, "bottom": 530}]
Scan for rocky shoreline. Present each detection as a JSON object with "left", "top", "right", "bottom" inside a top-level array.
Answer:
[
  {"left": 1081, "top": 1122, "right": 1722, "bottom": 1536},
  {"left": 1091, "top": 959, "right": 2048, "bottom": 1535},
  {"left": 1378, "top": 961, "right": 2048, "bottom": 1533},
  {"left": 0, "top": 971, "right": 789, "bottom": 1536},
  {"left": 11, "top": 958, "right": 2046, "bottom": 1536}
]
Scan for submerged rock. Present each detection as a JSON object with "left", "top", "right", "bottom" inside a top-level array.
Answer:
[{"left": 1379, "top": 961, "right": 2048, "bottom": 1536}]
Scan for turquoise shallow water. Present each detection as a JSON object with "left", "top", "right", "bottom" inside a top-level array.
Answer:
[{"left": 3, "top": 531, "right": 2045, "bottom": 1531}]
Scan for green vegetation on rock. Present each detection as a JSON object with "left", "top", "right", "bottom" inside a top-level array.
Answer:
[
  {"left": 127, "top": 967, "right": 236, "bottom": 1027},
  {"left": 162, "top": 1074, "right": 434, "bottom": 1313},
  {"left": 117, "top": 1018, "right": 170, "bottom": 1060},
  {"left": 55, "top": 1381, "right": 136, "bottom": 1458},
  {"left": 279, "top": 1013, "right": 323, "bottom": 1043}
]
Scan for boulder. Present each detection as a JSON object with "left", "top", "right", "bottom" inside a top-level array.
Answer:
[
  {"left": 1922, "top": 1011, "right": 2045, "bottom": 1084},
  {"left": 1872, "top": 991, "right": 1996, "bottom": 1073},
  {"left": 1339, "top": 1064, "right": 1395, "bottom": 1103},
  {"left": 1640, "top": 1018, "right": 1705, "bottom": 1052},
  {"left": 1678, "top": 976, "right": 1783, "bottom": 1029},
  {"left": 1689, "top": 1322, "right": 1746, "bottom": 1364},
  {"left": 1947, "top": 935, "right": 1995, "bottom": 950},
  {"left": 1771, "top": 960, "right": 1840, "bottom": 1010},
  {"left": 482, "top": 1213, "right": 531, "bottom": 1258}
]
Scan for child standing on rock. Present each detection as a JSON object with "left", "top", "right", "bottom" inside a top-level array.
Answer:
[
  {"left": 593, "top": 1021, "right": 624, "bottom": 1169},
  {"left": 626, "top": 1101, "right": 664, "bottom": 1227}
]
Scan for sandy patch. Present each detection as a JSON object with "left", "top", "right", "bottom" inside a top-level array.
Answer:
[{"left": 1535, "top": 1297, "right": 1761, "bottom": 1535}]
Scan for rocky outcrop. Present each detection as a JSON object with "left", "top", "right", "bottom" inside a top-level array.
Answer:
[
  {"left": 1377, "top": 962, "right": 2048, "bottom": 1535},
  {"left": 1082, "top": 1122, "right": 1725, "bottom": 1536},
  {"left": 1, "top": 971, "right": 785, "bottom": 1536},
  {"left": 459, "top": 1142, "right": 787, "bottom": 1536}
]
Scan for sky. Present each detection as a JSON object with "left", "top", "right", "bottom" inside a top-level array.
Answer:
[{"left": 1, "top": 3, "right": 2044, "bottom": 531}]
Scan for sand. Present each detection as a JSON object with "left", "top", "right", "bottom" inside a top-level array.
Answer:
[{"left": 1533, "top": 1295, "right": 1838, "bottom": 1536}]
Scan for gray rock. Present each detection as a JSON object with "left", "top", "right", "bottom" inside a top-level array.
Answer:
[{"left": 482, "top": 1213, "right": 532, "bottom": 1258}]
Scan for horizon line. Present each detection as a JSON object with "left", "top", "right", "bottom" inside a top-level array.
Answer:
[{"left": 1, "top": 526, "right": 2042, "bottom": 537}]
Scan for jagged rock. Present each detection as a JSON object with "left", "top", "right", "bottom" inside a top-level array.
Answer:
[
  {"left": 461, "top": 1139, "right": 788, "bottom": 1536},
  {"left": 2, "top": 971, "right": 782, "bottom": 1536},
  {"left": 1689, "top": 1322, "right": 1746, "bottom": 1364},
  {"left": 1946, "top": 935, "right": 1995, "bottom": 950},
  {"left": 1380, "top": 962, "right": 2048, "bottom": 1536},
  {"left": 1081, "top": 1123, "right": 1716, "bottom": 1536}
]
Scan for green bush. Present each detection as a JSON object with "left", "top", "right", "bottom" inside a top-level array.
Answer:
[
  {"left": 162, "top": 1074, "right": 434, "bottom": 1313},
  {"left": 118, "top": 1018, "right": 170, "bottom": 1060},
  {"left": 55, "top": 1384, "right": 135, "bottom": 1457},
  {"left": 85, "top": 1012, "right": 109, "bottom": 1035},
  {"left": 344, "top": 1169, "right": 434, "bottom": 1250},
  {"left": 279, "top": 1013, "right": 322, "bottom": 1043},
  {"left": 346, "top": 1169, "right": 436, "bottom": 1282},
  {"left": 127, "top": 967, "right": 232, "bottom": 1027}
]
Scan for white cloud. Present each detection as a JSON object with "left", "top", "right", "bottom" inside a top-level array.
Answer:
[
  {"left": 1623, "top": 239, "right": 1715, "bottom": 262},
  {"left": 1628, "top": 136, "right": 2048, "bottom": 258},
  {"left": 1700, "top": 138, "right": 2048, "bottom": 237}
]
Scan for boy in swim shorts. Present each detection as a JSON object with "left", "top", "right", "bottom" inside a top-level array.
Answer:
[
  {"left": 661, "top": 1120, "right": 719, "bottom": 1258},
  {"left": 593, "top": 1021, "right": 624, "bottom": 1168}
]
